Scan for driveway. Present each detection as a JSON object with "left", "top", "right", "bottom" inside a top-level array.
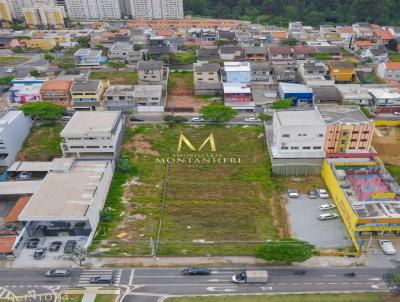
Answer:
[{"left": 286, "top": 194, "right": 352, "bottom": 249}]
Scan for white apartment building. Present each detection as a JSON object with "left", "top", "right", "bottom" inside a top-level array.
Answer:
[
  {"left": 65, "top": 0, "right": 121, "bottom": 19},
  {"left": 23, "top": 4, "right": 66, "bottom": 27},
  {"left": 0, "top": 111, "right": 32, "bottom": 167},
  {"left": 130, "top": 0, "right": 183, "bottom": 19},
  {"left": 60, "top": 111, "right": 124, "bottom": 160}
]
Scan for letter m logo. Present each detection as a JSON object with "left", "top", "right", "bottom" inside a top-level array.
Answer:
[{"left": 177, "top": 133, "right": 216, "bottom": 152}]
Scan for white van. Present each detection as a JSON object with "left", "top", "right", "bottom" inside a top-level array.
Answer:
[{"left": 379, "top": 240, "right": 397, "bottom": 255}]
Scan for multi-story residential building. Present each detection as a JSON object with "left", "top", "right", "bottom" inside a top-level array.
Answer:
[
  {"left": 40, "top": 80, "right": 72, "bottom": 106},
  {"left": 70, "top": 78, "right": 109, "bottom": 111},
  {"left": 103, "top": 85, "right": 135, "bottom": 112},
  {"left": 222, "top": 62, "right": 251, "bottom": 84},
  {"left": 23, "top": 4, "right": 65, "bottom": 28},
  {"left": 108, "top": 42, "right": 143, "bottom": 63},
  {"left": 0, "top": 0, "right": 13, "bottom": 22},
  {"left": 250, "top": 62, "right": 274, "bottom": 86},
  {"left": 315, "top": 45, "right": 342, "bottom": 60},
  {"left": 267, "top": 108, "right": 327, "bottom": 175},
  {"left": 267, "top": 47, "right": 294, "bottom": 64},
  {"left": 298, "top": 61, "right": 334, "bottom": 87},
  {"left": 278, "top": 82, "right": 313, "bottom": 107},
  {"left": 137, "top": 61, "right": 166, "bottom": 85},
  {"left": 292, "top": 46, "right": 316, "bottom": 61},
  {"left": 336, "top": 85, "right": 374, "bottom": 106},
  {"left": 219, "top": 46, "right": 242, "bottom": 61},
  {"left": 129, "top": 0, "right": 183, "bottom": 19},
  {"left": 319, "top": 106, "right": 375, "bottom": 158},
  {"left": 134, "top": 84, "right": 164, "bottom": 111},
  {"left": 368, "top": 88, "right": 400, "bottom": 107},
  {"left": 223, "top": 83, "right": 253, "bottom": 111},
  {"left": 328, "top": 61, "right": 355, "bottom": 83},
  {"left": 312, "top": 86, "right": 342, "bottom": 105},
  {"left": 244, "top": 47, "right": 267, "bottom": 62},
  {"left": 193, "top": 62, "right": 221, "bottom": 96},
  {"left": 0, "top": 111, "right": 32, "bottom": 167},
  {"left": 8, "top": 0, "right": 24, "bottom": 19},
  {"left": 74, "top": 48, "right": 103, "bottom": 68},
  {"left": 10, "top": 77, "right": 47, "bottom": 103},
  {"left": 288, "top": 21, "right": 307, "bottom": 41},
  {"left": 60, "top": 111, "right": 124, "bottom": 159},
  {"left": 65, "top": 0, "right": 121, "bottom": 19},
  {"left": 377, "top": 62, "right": 400, "bottom": 81},
  {"left": 272, "top": 62, "right": 297, "bottom": 82},
  {"left": 352, "top": 22, "right": 373, "bottom": 39}
]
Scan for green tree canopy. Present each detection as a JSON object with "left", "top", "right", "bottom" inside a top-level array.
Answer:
[
  {"left": 133, "top": 44, "right": 143, "bottom": 51},
  {"left": 43, "top": 53, "right": 55, "bottom": 62},
  {"left": 200, "top": 103, "right": 238, "bottom": 123},
  {"left": 282, "top": 37, "right": 298, "bottom": 46},
  {"left": 256, "top": 240, "right": 316, "bottom": 263},
  {"left": 30, "top": 70, "right": 41, "bottom": 77},
  {"left": 312, "top": 52, "right": 330, "bottom": 61},
  {"left": 19, "top": 102, "right": 65, "bottom": 121},
  {"left": 271, "top": 98, "right": 293, "bottom": 110},
  {"left": 0, "top": 76, "right": 15, "bottom": 86},
  {"left": 107, "top": 61, "right": 126, "bottom": 71}
]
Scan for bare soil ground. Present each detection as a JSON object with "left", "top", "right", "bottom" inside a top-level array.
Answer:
[{"left": 373, "top": 126, "right": 400, "bottom": 165}]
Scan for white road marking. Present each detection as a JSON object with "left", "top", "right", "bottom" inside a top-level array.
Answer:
[
  {"left": 368, "top": 278, "right": 381, "bottom": 281},
  {"left": 206, "top": 286, "right": 237, "bottom": 292},
  {"left": 322, "top": 275, "right": 337, "bottom": 277},
  {"left": 0, "top": 288, "right": 7, "bottom": 298},
  {"left": 129, "top": 269, "right": 135, "bottom": 286}
]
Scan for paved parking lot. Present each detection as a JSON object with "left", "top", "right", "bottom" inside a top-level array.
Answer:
[
  {"left": 286, "top": 194, "right": 352, "bottom": 249},
  {"left": 13, "top": 236, "right": 88, "bottom": 268}
]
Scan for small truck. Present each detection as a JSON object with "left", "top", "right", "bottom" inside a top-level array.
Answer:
[{"left": 231, "top": 270, "right": 269, "bottom": 284}]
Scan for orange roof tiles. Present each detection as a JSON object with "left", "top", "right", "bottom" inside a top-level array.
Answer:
[
  {"left": 40, "top": 80, "right": 72, "bottom": 92},
  {"left": 353, "top": 40, "right": 372, "bottom": 47},
  {"left": 337, "top": 27, "right": 353, "bottom": 34},
  {"left": 373, "top": 29, "right": 394, "bottom": 41},
  {"left": 4, "top": 196, "right": 30, "bottom": 223},
  {"left": 157, "top": 28, "right": 173, "bottom": 36},
  {"left": 385, "top": 62, "right": 400, "bottom": 70},
  {"left": 0, "top": 236, "right": 16, "bottom": 254},
  {"left": 271, "top": 31, "right": 288, "bottom": 39},
  {"left": 32, "top": 32, "right": 45, "bottom": 39}
]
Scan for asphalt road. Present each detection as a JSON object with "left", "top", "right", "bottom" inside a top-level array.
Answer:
[{"left": 0, "top": 267, "right": 392, "bottom": 301}]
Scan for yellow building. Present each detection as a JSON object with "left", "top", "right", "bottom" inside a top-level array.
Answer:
[
  {"left": 321, "top": 158, "right": 400, "bottom": 253},
  {"left": 0, "top": 0, "right": 12, "bottom": 23},
  {"left": 23, "top": 5, "right": 65, "bottom": 28},
  {"left": 328, "top": 61, "right": 355, "bottom": 83},
  {"left": 70, "top": 79, "right": 109, "bottom": 111}
]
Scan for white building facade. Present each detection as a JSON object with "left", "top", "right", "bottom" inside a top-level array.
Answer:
[
  {"left": 0, "top": 111, "right": 32, "bottom": 167},
  {"left": 65, "top": 0, "right": 121, "bottom": 19},
  {"left": 60, "top": 111, "right": 124, "bottom": 160},
  {"left": 129, "top": 0, "right": 183, "bottom": 19}
]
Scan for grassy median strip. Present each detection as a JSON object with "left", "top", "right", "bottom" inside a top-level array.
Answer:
[{"left": 165, "top": 292, "right": 394, "bottom": 302}]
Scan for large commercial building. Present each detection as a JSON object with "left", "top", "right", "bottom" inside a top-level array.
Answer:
[
  {"left": 65, "top": 0, "right": 121, "bottom": 19},
  {"left": 0, "top": 111, "right": 32, "bottom": 168},
  {"left": 60, "top": 111, "right": 124, "bottom": 160},
  {"left": 129, "top": 0, "right": 183, "bottom": 19}
]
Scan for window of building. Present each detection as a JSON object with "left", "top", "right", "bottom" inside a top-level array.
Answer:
[
  {"left": 318, "top": 134, "right": 323, "bottom": 137},
  {"left": 291, "top": 146, "right": 299, "bottom": 149},
  {"left": 362, "top": 131, "right": 369, "bottom": 134},
  {"left": 302, "top": 146, "right": 311, "bottom": 150},
  {"left": 360, "top": 139, "right": 368, "bottom": 142},
  {"left": 282, "top": 134, "right": 290, "bottom": 137},
  {"left": 313, "top": 146, "right": 321, "bottom": 149}
]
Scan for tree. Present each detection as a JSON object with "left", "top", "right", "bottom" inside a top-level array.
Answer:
[
  {"left": 11, "top": 47, "right": 23, "bottom": 53},
  {"left": 43, "top": 53, "right": 55, "bottom": 63},
  {"left": 107, "top": 61, "right": 126, "bottom": 71},
  {"left": 19, "top": 102, "right": 65, "bottom": 121},
  {"left": 282, "top": 37, "right": 298, "bottom": 46},
  {"left": 0, "top": 76, "right": 15, "bottom": 86},
  {"left": 271, "top": 98, "right": 292, "bottom": 109},
  {"left": 12, "top": 24, "right": 25, "bottom": 31},
  {"left": 199, "top": 103, "right": 238, "bottom": 123},
  {"left": 163, "top": 115, "right": 188, "bottom": 125},
  {"left": 30, "top": 70, "right": 41, "bottom": 77},
  {"left": 256, "top": 240, "right": 316, "bottom": 263},
  {"left": 384, "top": 266, "right": 400, "bottom": 295},
  {"left": 76, "top": 36, "right": 90, "bottom": 48},
  {"left": 58, "top": 60, "right": 75, "bottom": 70},
  {"left": 63, "top": 245, "right": 87, "bottom": 266},
  {"left": 387, "top": 39, "right": 398, "bottom": 52},
  {"left": 51, "top": 44, "right": 64, "bottom": 53},
  {"left": 133, "top": 44, "right": 143, "bottom": 51}
]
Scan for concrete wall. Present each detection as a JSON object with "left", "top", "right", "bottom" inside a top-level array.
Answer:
[
  {"left": 271, "top": 157, "right": 323, "bottom": 176},
  {"left": 137, "top": 105, "right": 164, "bottom": 112}
]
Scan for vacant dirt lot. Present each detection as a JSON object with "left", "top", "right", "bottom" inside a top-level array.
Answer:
[{"left": 373, "top": 126, "right": 400, "bottom": 165}]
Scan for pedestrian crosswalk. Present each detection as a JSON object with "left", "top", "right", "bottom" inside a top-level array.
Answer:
[{"left": 77, "top": 269, "right": 122, "bottom": 287}]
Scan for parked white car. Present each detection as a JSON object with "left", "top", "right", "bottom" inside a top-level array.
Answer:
[
  {"left": 244, "top": 117, "right": 261, "bottom": 123},
  {"left": 318, "top": 204, "right": 336, "bottom": 211},
  {"left": 190, "top": 117, "right": 205, "bottom": 122},
  {"left": 287, "top": 189, "right": 299, "bottom": 198},
  {"left": 316, "top": 188, "right": 329, "bottom": 199},
  {"left": 317, "top": 213, "right": 338, "bottom": 220},
  {"left": 379, "top": 240, "right": 397, "bottom": 255},
  {"left": 6, "top": 67, "right": 15, "bottom": 73}
]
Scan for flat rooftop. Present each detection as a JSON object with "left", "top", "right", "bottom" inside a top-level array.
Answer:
[
  {"left": 318, "top": 106, "right": 370, "bottom": 124},
  {"left": 19, "top": 159, "right": 111, "bottom": 221},
  {"left": 60, "top": 111, "right": 121, "bottom": 137},
  {"left": 275, "top": 109, "right": 325, "bottom": 127}
]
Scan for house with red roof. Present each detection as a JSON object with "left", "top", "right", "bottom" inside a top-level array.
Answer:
[{"left": 377, "top": 62, "right": 400, "bottom": 81}]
